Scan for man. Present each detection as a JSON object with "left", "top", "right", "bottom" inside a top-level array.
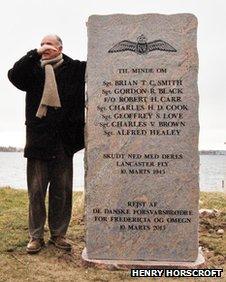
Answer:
[{"left": 8, "top": 34, "right": 86, "bottom": 254}]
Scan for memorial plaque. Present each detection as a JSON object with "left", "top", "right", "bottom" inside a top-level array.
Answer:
[{"left": 85, "top": 13, "right": 199, "bottom": 262}]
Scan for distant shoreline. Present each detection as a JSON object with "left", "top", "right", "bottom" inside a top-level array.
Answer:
[
  {"left": 0, "top": 146, "right": 23, "bottom": 152},
  {"left": 199, "top": 150, "right": 226, "bottom": 155}
]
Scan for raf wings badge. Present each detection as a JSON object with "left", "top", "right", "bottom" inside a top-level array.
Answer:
[{"left": 108, "top": 34, "right": 177, "bottom": 55}]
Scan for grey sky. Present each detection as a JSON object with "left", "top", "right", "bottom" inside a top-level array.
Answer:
[{"left": 1, "top": 0, "right": 226, "bottom": 149}]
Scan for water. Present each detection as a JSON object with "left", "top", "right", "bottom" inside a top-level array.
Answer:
[
  {"left": 0, "top": 151, "right": 84, "bottom": 191},
  {"left": 199, "top": 154, "right": 226, "bottom": 192},
  {"left": 0, "top": 151, "right": 225, "bottom": 192}
]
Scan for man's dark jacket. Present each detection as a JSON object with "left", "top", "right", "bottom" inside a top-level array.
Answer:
[{"left": 8, "top": 49, "right": 86, "bottom": 160}]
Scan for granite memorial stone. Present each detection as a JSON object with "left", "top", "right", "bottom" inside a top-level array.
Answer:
[{"left": 84, "top": 13, "right": 199, "bottom": 262}]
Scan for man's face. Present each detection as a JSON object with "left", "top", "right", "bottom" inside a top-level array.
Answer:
[{"left": 40, "top": 35, "right": 62, "bottom": 60}]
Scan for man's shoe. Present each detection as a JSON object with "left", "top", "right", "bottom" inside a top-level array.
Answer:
[
  {"left": 49, "top": 236, "right": 72, "bottom": 251},
  {"left": 26, "top": 238, "right": 45, "bottom": 254}
]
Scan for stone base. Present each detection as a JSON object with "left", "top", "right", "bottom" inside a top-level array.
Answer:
[{"left": 82, "top": 247, "right": 205, "bottom": 270}]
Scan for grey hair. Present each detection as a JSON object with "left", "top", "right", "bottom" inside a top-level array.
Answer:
[{"left": 55, "top": 35, "right": 63, "bottom": 47}]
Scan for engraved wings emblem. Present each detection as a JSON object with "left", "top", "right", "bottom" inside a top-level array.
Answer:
[{"left": 108, "top": 34, "right": 177, "bottom": 55}]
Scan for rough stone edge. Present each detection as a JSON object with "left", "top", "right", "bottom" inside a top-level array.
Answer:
[
  {"left": 87, "top": 13, "right": 198, "bottom": 22},
  {"left": 82, "top": 247, "right": 206, "bottom": 270}
]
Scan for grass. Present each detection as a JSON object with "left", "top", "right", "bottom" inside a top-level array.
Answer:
[
  {"left": 0, "top": 187, "right": 225, "bottom": 282},
  {"left": 199, "top": 192, "right": 226, "bottom": 268}
]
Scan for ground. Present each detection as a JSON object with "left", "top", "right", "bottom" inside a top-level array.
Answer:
[{"left": 0, "top": 187, "right": 225, "bottom": 282}]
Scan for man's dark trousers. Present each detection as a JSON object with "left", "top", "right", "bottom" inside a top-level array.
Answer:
[{"left": 27, "top": 142, "right": 73, "bottom": 239}]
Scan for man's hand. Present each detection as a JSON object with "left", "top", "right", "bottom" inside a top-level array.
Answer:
[{"left": 37, "top": 44, "right": 58, "bottom": 55}]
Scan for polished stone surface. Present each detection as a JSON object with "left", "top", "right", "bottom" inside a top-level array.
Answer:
[{"left": 82, "top": 247, "right": 205, "bottom": 269}]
